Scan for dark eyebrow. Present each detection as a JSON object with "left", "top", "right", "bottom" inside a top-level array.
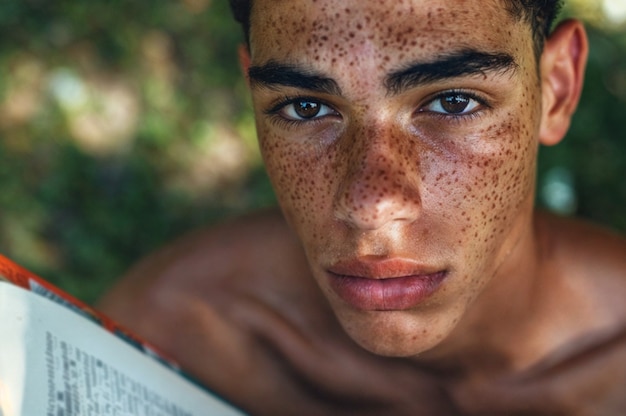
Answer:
[
  {"left": 248, "top": 60, "right": 342, "bottom": 96},
  {"left": 385, "top": 49, "right": 518, "bottom": 95}
]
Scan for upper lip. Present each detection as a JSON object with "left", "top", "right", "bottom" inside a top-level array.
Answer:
[{"left": 327, "top": 256, "right": 445, "bottom": 279}]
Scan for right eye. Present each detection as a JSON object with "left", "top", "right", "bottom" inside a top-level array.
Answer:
[{"left": 275, "top": 98, "right": 338, "bottom": 121}]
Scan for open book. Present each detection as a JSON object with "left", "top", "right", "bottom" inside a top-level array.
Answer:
[{"left": 0, "top": 254, "right": 245, "bottom": 416}]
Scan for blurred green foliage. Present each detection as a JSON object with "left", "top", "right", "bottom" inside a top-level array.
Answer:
[
  {"left": 0, "top": 0, "right": 272, "bottom": 302},
  {"left": 0, "top": 0, "right": 624, "bottom": 304}
]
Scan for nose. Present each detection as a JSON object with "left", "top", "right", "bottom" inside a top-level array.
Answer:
[{"left": 333, "top": 125, "right": 422, "bottom": 230}]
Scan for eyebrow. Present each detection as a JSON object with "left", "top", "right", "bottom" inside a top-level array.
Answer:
[
  {"left": 248, "top": 61, "right": 342, "bottom": 96},
  {"left": 248, "top": 49, "right": 517, "bottom": 97},
  {"left": 385, "top": 49, "right": 518, "bottom": 95}
]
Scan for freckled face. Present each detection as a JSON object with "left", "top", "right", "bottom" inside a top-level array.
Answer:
[{"left": 248, "top": 0, "right": 542, "bottom": 356}]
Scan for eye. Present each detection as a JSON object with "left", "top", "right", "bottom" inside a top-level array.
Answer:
[
  {"left": 277, "top": 98, "right": 337, "bottom": 121},
  {"left": 422, "top": 92, "right": 482, "bottom": 115}
]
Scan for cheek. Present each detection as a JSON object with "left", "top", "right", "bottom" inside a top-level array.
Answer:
[
  {"left": 258, "top": 129, "right": 336, "bottom": 235},
  {"left": 427, "top": 114, "right": 538, "bottom": 254}
]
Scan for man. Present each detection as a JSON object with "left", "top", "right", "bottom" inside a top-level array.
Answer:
[{"left": 98, "top": 0, "right": 626, "bottom": 414}]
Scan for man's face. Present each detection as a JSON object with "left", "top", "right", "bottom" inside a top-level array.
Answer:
[{"left": 247, "top": 0, "right": 542, "bottom": 356}]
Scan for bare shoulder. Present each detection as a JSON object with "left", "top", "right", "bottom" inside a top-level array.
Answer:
[
  {"left": 97, "top": 207, "right": 322, "bottom": 336},
  {"left": 96, "top": 209, "right": 307, "bottom": 369},
  {"left": 538, "top": 211, "right": 626, "bottom": 290},
  {"left": 537, "top": 210, "right": 626, "bottom": 330}
]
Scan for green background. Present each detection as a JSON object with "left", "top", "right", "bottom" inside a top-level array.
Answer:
[{"left": 0, "top": 0, "right": 624, "bottom": 303}]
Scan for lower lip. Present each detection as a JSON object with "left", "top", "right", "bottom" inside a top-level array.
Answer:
[{"left": 327, "top": 271, "right": 447, "bottom": 311}]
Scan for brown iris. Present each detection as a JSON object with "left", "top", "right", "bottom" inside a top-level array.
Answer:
[
  {"left": 294, "top": 100, "right": 321, "bottom": 119},
  {"left": 441, "top": 94, "right": 471, "bottom": 114}
]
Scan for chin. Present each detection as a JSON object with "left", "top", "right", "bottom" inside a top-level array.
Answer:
[
  {"left": 337, "top": 310, "right": 454, "bottom": 358},
  {"left": 357, "top": 339, "right": 435, "bottom": 358}
]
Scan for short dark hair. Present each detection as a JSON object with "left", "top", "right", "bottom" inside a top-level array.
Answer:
[
  {"left": 502, "top": 0, "right": 564, "bottom": 58},
  {"left": 229, "top": 0, "right": 253, "bottom": 47},
  {"left": 228, "top": 0, "right": 563, "bottom": 59}
]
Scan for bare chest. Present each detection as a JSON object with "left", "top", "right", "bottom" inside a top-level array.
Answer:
[
  {"left": 446, "top": 337, "right": 626, "bottom": 415},
  {"left": 223, "top": 308, "right": 626, "bottom": 415}
]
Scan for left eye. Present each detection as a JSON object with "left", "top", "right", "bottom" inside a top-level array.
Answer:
[
  {"left": 423, "top": 93, "right": 481, "bottom": 115},
  {"left": 280, "top": 99, "right": 336, "bottom": 120}
]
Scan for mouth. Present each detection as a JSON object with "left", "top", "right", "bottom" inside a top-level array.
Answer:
[{"left": 326, "top": 257, "right": 448, "bottom": 311}]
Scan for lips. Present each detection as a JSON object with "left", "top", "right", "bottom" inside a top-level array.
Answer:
[{"left": 326, "top": 258, "right": 447, "bottom": 311}]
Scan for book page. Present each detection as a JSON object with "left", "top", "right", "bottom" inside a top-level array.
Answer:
[{"left": 0, "top": 282, "right": 245, "bottom": 416}]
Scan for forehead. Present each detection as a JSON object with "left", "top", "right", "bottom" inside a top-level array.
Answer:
[{"left": 249, "top": 0, "right": 528, "bottom": 63}]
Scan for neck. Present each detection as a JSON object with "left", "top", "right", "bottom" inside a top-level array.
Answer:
[{"left": 416, "top": 210, "right": 550, "bottom": 378}]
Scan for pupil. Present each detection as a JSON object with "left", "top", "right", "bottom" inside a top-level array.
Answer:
[
  {"left": 295, "top": 100, "right": 320, "bottom": 118},
  {"left": 442, "top": 95, "right": 470, "bottom": 114}
]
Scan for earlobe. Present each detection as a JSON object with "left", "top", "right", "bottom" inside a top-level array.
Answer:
[
  {"left": 238, "top": 44, "right": 252, "bottom": 86},
  {"left": 539, "top": 19, "right": 589, "bottom": 146}
]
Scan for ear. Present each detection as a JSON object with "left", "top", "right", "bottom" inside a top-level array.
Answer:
[
  {"left": 238, "top": 44, "right": 252, "bottom": 87},
  {"left": 538, "top": 19, "right": 589, "bottom": 146}
]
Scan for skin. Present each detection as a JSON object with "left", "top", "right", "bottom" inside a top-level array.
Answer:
[{"left": 98, "top": 1, "right": 626, "bottom": 414}]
